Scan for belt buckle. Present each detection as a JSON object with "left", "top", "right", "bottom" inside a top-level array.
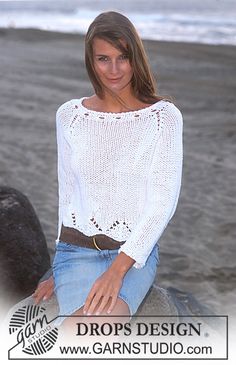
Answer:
[{"left": 92, "top": 236, "right": 101, "bottom": 251}]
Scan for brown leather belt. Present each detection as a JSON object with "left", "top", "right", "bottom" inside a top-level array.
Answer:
[{"left": 59, "top": 224, "right": 126, "bottom": 251}]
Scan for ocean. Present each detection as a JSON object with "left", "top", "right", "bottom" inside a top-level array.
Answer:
[{"left": 0, "top": 0, "right": 236, "bottom": 45}]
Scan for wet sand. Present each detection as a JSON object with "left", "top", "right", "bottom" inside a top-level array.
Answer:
[{"left": 0, "top": 27, "right": 236, "bottom": 318}]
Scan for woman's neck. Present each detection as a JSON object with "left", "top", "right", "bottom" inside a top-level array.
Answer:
[{"left": 90, "top": 92, "right": 151, "bottom": 113}]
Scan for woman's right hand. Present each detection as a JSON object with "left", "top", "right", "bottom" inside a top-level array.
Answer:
[{"left": 32, "top": 275, "right": 54, "bottom": 305}]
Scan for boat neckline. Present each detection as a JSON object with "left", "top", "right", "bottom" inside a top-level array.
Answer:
[{"left": 78, "top": 96, "right": 167, "bottom": 116}]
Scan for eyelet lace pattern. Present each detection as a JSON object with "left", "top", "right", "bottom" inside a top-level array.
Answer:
[{"left": 55, "top": 97, "right": 183, "bottom": 268}]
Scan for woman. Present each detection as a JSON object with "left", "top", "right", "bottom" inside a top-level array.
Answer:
[{"left": 32, "top": 11, "right": 183, "bottom": 332}]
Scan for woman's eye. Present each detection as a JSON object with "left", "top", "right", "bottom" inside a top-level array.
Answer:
[
  {"left": 98, "top": 57, "right": 108, "bottom": 62},
  {"left": 120, "top": 54, "right": 129, "bottom": 60},
  {"left": 97, "top": 55, "right": 129, "bottom": 62}
]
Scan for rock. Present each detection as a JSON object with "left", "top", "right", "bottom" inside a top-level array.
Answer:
[
  {"left": 1, "top": 266, "right": 224, "bottom": 342},
  {"left": 2, "top": 267, "right": 214, "bottom": 324},
  {"left": 166, "top": 287, "right": 224, "bottom": 330},
  {"left": 0, "top": 186, "right": 51, "bottom": 306},
  {"left": 2, "top": 268, "right": 177, "bottom": 331},
  {"left": 137, "top": 284, "right": 179, "bottom": 317},
  {"left": 0, "top": 186, "right": 222, "bottom": 335}
]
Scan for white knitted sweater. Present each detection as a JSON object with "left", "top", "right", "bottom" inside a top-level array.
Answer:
[{"left": 55, "top": 97, "right": 183, "bottom": 269}]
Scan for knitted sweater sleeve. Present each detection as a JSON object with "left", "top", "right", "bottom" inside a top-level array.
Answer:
[
  {"left": 55, "top": 101, "right": 75, "bottom": 243},
  {"left": 118, "top": 103, "right": 183, "bottom": 269}
]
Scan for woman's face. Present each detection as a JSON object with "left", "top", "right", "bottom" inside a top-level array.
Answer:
[{"left": 92, "top": 37, "right": 133, "bottom": 94}]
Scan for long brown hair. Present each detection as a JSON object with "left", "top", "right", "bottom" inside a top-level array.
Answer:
[{"left": 85, "top": 11, "right": 173, "bottom": 108}]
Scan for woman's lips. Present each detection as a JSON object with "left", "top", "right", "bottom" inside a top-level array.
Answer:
[{"left": 107, "top": 77, "right": 122, "bottom": 83}]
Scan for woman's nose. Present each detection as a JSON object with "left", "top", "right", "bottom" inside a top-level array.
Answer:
[{"left": 109, "top": 60, "right": 120, "bottom": 73}]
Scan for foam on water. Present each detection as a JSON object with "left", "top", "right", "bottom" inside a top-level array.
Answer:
[{"left": 0, "top": 0, "right": 236, "bottom": 45}]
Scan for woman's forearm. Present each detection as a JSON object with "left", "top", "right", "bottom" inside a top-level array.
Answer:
[{"left": 108, "top": 251, "right": 135, "bottom": 278}]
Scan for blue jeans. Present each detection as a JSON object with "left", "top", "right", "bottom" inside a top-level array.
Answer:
[{"left": 52, "top": 240, "right": 159, "bottom": 327}]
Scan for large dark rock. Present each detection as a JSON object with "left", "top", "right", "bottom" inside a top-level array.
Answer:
[{"left": 0, "top": 186, "right": 51, "bottom": 305}]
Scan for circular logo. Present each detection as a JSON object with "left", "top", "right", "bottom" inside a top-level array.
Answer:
[{"left": 9, "top": 304, "right": 58, "bottom": 355}]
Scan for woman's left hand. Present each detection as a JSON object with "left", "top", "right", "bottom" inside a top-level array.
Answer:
[
  {"left": 83, "top": 268, "right": 123, "bottom": 316},
  {"left": 83, "top": 252, "right": 135, "bottom": 316}
]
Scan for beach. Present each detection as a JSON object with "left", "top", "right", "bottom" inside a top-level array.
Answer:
[{"left": 0, "top": 27, "right": 236, "bottom": 318}]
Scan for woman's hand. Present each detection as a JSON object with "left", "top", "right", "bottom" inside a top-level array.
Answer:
[
  {"left": 83, "top": 252, "right": 135, "bottom": 315},
  {"left": 32, "top": 275, "right": 54, "bottom": 305},
  {"left": 83, "top": 268, "right": 123, "bottom": 316}
]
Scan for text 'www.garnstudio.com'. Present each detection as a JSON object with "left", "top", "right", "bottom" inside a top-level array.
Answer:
[{"left": 7, "top": 312, "right": 228, "bottom": 360}]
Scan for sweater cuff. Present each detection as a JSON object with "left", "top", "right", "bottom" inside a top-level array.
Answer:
[{"left": 118, "top": 245, "right": 146, "bottom": 269}]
